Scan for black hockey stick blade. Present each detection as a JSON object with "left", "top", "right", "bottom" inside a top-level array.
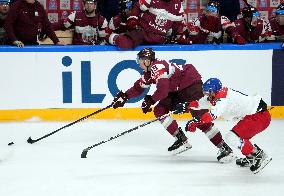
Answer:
[
  {"left": 27, "top": 137, "right": 35, "bottom": 144},
  {"left": 81, "top": 148, "right": 90, "bottom": 158}
]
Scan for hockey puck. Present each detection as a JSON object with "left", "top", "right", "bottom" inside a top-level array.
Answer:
[{"left": 8, "top": 142, "right": 14, "bottom": 146}]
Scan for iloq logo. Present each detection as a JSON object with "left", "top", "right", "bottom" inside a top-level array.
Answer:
[{"left": 61, "top": 56, "right": 149, "bottom": 104}]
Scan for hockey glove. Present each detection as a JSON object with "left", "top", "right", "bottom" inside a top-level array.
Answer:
[
  {"left": 141, "top": 95, "right": 155, "bottom": 114},
  {"left": 174, "top": 102, "right": 189, "bottom": 114},
  {"left": 185, "top": 118, "right": 201, "bottom": 132},
  {"left": 174, "top": 101, "right": 199, "bottom": 114},
  {"left": 112, "top": 91, "right": 128, "bottom": 109}
]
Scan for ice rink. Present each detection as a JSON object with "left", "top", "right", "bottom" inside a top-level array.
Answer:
[{"left": 0, "top": 119, "right": 283, "bottom": 196}]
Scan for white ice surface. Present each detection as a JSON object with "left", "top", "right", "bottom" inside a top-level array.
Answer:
[{"left": 0, "top": 119, "right": 284, "bottom": 196}]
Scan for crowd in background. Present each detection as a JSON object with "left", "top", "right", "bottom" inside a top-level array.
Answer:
[{"left": 0, "top": 0, "right": 283, "bottom": 47}]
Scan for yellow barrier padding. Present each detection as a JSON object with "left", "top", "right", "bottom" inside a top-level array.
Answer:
[{"left": 0, "top": 106, "right": 282, "bottom": 122}]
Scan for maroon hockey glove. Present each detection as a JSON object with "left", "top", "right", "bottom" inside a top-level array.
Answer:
[
  {"left": 112, "top": 91, "right": 128, "bottom": 109},
  {"left": 234, "top": 35, "right": 246, "bottom": 45},
  {"left": 185, "top": 118, "right": 201, "bottom": 132},
  {"left": 127, "top": 18, "right": 139, "bottom": 31},
  {"left": 141, "top": 95, "right": 155, "bottom": 114}
]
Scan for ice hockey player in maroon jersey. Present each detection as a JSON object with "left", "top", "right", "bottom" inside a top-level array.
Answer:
[
  {"left": 174, "top": 78, "right": 272, "bottom": 173},
  {"left": 109, "top": 0, "right": 190, "bottom": 49},
  {"left": 227, "top": 5, "right": 275, "bottom": 43},
  {"left": 111, "top": 48, "right": 234, "bottom": 162},
  {"left": 109, "top": 0, "right": 136, "bottom": 34},
  {"left": 269, "top": 3, "right": 284, "bottom": 41},
  {"left": 52, "top": 0, "right": 109, "bottom": 45},
  {"left": 185, "top": 1, "right": 245, "bottom": 44}
]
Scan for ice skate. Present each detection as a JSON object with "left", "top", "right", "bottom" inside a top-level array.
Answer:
[
  {"left": 236, "top": 156, "right": 254, "bottom": 167},
  {"left": 168, "top": 128, "right": 192, "bottom": 155},
  {"left": 217, "top": 142, "right": 234, "bottom": 163},
  {"left": 250, "top": 145, "right": 272, "bottom": 174}
]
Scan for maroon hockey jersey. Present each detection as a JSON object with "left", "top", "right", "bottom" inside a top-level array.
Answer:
[
  {"left": 126, "top": 60, "right": 201, "bottom": 102},
  {"left": 229, "top": 17, "right": 275, "bottom": 43},
  {"left": 53, "top": 11, "right": 109, "bottom": 45},
  {"left": 127, "top": 0, "right": 186, "bottom": 44}
]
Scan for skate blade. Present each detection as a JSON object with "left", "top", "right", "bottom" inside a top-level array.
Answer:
[
  {"left": 171, "top": 143, "right": 192, "bottom": 156},
  {"left": 252, "top": 157, "right": 272, "bottom": 174}
]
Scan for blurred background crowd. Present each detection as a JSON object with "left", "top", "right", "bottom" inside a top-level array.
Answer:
[{"left": 0, "top": 0, "right": 283, "bottom": 48}]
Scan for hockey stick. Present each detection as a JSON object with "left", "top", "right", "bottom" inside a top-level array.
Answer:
[
  {"left": 27, "top": 105, "right": 113, "bottom": 144},
  {"left": 81, "top": 111, "right": 174, "bottom": 158}
]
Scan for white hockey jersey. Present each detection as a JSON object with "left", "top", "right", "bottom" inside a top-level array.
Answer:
[{"left": 195, "top": 87, "right": 262, "bottom": 121}]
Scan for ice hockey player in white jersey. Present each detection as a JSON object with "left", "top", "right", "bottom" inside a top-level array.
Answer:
[{"left": 174, "top": 78, "right": 272, "bottom": 174}]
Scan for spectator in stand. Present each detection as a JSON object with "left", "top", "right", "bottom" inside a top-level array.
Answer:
[
  {"left": 52, "top": 0, "right": 109, "bottom": 45},
  {"left": 109, "top": 0, "right": 190, "bottom": 49},
  {"left": 0, "top": 0, "right": 10, "bottom": 45},
  {"left": 269, "top": 2, "right": 284, "bottom": 41},
  {"left": 227, "top": 5, "right": 275, "bottom": 43},
  {"left": 4, "top": 0, "right": 62, "bottom": 47}
]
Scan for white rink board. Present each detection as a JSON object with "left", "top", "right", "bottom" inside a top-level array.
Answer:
[{"left": 0, "top": 50, "right": 272, "bottom": 109}]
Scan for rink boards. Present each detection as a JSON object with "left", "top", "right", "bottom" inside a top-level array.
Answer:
[{"left": 0, "top": 43, "right": 283, "bottom": 121}]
